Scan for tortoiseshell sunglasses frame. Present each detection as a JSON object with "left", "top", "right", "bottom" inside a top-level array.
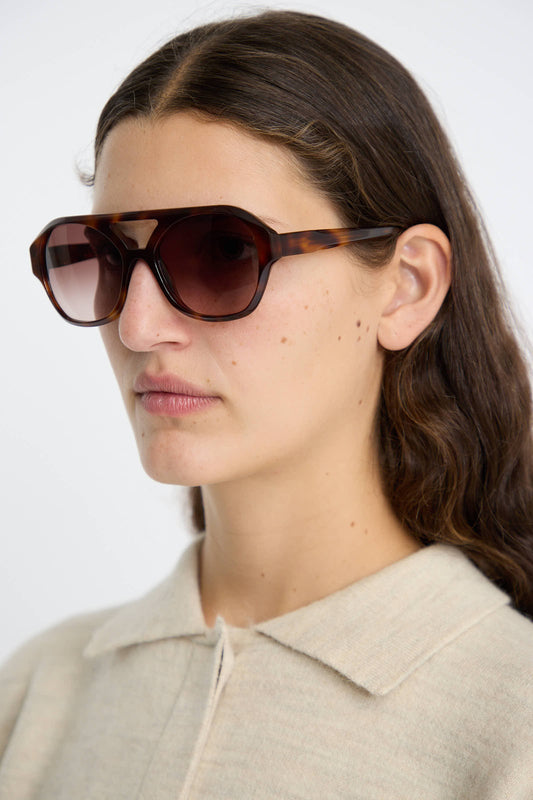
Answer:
[{"left": 30, "top": 205, "right": 398, "bottom": 324}]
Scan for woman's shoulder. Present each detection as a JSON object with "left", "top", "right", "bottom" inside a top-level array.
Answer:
[
  {"left": 401, "top": 547, "right": 533, "bottom": 707},
  {"left": 0, "top": 541, "right": 202, "bottom": 690},
  {"left": 430, "top": 548, "right": 533, "bottom": 686},
  {"left": 454, "top": 601, "right": 533, "bottom": 692},
  {"left": 0, "top": 607, "right": 118, "bottom": 761},
  {"left": 482, "top": 600, "right": 533, "bottom": 649},
  {"left": 0, "top": 607, "right": 118, "bottom": 686}
]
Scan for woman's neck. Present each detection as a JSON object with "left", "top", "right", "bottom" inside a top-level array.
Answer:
[{"left": 198, "top": 443, "right": 421, "bottom": 628}]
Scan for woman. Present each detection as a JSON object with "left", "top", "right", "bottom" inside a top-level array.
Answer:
[{"left": 2, "top": 10, "right": 532, "bottom": 799}]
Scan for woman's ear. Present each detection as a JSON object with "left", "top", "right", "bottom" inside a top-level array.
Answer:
[{"left": 377, "top": 224, "right": 451, "bottom": 351}]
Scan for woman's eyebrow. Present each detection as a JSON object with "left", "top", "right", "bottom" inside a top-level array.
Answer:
[{"left": 257, "top": 213, "right": 288, "bottom": 230}]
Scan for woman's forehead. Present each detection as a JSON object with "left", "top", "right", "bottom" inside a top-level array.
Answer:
[{"left": 92, "top": 113, "right": 343, "bottom": 230}]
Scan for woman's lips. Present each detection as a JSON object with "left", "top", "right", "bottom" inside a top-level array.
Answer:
[
  {"left": 133, "top": 373, "right": 220, "bottom": 416},
  {"left": 139, "top": 392, "right": 218, "bottom": 415}
]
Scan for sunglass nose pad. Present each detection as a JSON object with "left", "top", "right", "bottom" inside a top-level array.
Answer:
[{"left": 123, "top": 256, "right": 171, "bottom": 303}]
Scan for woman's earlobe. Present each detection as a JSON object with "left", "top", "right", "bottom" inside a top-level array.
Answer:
[{"left": 377, "top": 224, "right": 451, "bottom": 351}]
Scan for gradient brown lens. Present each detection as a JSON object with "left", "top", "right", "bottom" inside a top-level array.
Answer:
[
  {"left": 158, "top": 213, "right": 261, "bottom": 315},
  {"left": 45, "top": 223, "right": 123, "bottom": 322}
]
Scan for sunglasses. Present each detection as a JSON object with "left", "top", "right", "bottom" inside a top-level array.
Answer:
[{"left": 30, "top": 205, "right": 397, "bottom": 325}]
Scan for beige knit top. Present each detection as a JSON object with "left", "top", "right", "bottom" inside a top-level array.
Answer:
[{"left": 1, "top": 538, "right": 532, "bottom": 799}]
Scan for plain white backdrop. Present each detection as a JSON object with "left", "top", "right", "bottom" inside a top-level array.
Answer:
[{"left": 1, "top": 0, "right": 532, "bottom": 664}]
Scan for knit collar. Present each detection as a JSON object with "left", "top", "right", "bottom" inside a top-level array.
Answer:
[{"left": 85, "top": 536, "right": 509, "bottom": 696}]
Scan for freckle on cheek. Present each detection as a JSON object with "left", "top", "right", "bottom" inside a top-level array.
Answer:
[
  {"left": 337, "top": 335, "right": 342, "bottom": 341},
  {"left": 358, "top": 399, "right": 363, "bottom": 405},
  {"left": 357, "top": 336, "right": 361, "bottom": 342},
  {"left": 350, "top": 521, "right": 355, "bottom": 527},
  {"left": 281, "top": 337, "right": 287, "bottom": 344},
  {"left": 356, "top": 320, "right": 361, "bottom": 327},
  {"left": 231, "top": 360, "right": 237, "bottom": 366},
  {"left": 304, "top": 305, "right": 309, "bottom": 310},
  {"left": 366, "top": 325, "right": 370, "bottom": 332}
]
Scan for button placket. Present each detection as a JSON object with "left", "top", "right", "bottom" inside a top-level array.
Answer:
[
  {"left": 178, "top": 618, "right": 234, "bottom": 800},
  {"left": 137, "top": 620, "right": 234, "bottom": 800}
]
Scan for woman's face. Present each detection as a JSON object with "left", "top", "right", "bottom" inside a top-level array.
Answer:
[{"left": 94, "top": 113, "right": 394, "bottom": 487}]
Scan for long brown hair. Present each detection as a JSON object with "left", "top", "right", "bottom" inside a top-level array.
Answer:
[{"left": 88, "top": 10, "right": 533, "bottom": 618}]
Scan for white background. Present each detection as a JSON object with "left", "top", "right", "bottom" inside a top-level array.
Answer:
[{"left": 1, "top": 0, "right": 532, "bottom": 664}]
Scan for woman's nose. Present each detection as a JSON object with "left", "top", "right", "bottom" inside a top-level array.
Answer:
[{"left": 117, "top": 260, "right": 192, "bottom": 351}]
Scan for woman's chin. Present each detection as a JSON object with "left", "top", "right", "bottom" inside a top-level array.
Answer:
[
  {"left": 134, "top": 430, "right": 224, "bottom": 487},
  {"left": 137, "top": 447, "right": 209, "bottom": 487}
]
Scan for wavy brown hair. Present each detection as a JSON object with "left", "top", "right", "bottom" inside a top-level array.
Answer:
[{"left": 88, "top": 10, "right": 533, "bottom": 618}]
